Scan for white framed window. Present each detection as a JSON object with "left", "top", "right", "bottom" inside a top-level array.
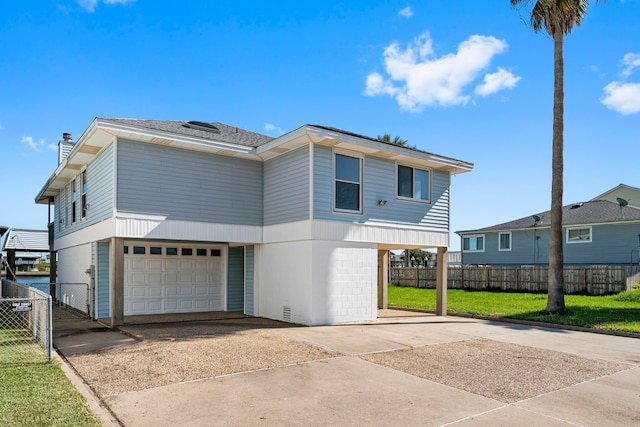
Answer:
[
  {"left": 567, "top": 227, "right": 591, "bottom": 243},
  {"left": 396, "top": 164, "right": 430, "bottom": 202},
  {"left": 333, "top": 151, "right": 362, "bottom": 214},
  {"left": 463, "top": 235, "right": 485, "bottom": 252},
  {"left": 81, "top": 170, "right": 87, "bottom": 219},
  {"left": 498, "top": 232, "right": 511, "bottom": 251},
  {"left": 71, "top": 178, "right": 77, "bottom": 223}
]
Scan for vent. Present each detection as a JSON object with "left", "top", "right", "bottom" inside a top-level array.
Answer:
[
  {"left": 283, "top": 306, "right": 291, "bottom": 322},
  {"left": 570, "top": 203, "right": 584, "bottom": 210},
  {"left": 183, "top": 121, "right": 220, "bottom": 133}
]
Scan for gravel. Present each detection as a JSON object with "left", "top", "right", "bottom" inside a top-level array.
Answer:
[{"left": 361, "top": 338, "right": 627, "bottom": 403}]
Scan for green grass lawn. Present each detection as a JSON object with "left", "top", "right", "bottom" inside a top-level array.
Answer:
[
  {"left": 0, "top": 362, "right": 102, "bottom": 427},
  {"left": 389, "top": 284, "right": 640, "bottom": 334}
]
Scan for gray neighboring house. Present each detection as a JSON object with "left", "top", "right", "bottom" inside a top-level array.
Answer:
[
  {"left": 1, "top": 229, "right": 50, "bottom": 274},
  {"left": 456, "top": 184, "right": 640, "bottom": 266}
]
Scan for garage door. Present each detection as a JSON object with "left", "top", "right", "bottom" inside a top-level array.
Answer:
[{"left": 124, "top": 242, "right": 226, "bottom": 315}]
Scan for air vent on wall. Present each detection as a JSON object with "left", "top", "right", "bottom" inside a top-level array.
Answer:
[
  {"left": 283, "top": 306, "right": 291, "bottom": 322},
  {"left": 183, "top": 121, "right": 220, "bottom": 133}
]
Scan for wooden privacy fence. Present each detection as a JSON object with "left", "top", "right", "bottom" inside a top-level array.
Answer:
[{"left": 390, "top": 266, "right": 640, "bottom": 295}]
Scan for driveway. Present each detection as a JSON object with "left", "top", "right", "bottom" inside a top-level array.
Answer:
[{"left": 54, "top": 309, "right": 640, "bottom": 426}]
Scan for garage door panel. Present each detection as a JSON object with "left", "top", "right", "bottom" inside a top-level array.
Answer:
[{"left": 124, "top": 243, "right": 227, "bottom": 316}]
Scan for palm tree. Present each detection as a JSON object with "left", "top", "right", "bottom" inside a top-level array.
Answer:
[
  {"left": 377, "top": 134, "right": 409, "bottom": 147},
  {"left": 510, "top": 0, "right": 602, "bottom": 313}
]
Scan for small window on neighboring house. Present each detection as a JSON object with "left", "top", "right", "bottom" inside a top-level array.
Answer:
[
  {"left": 150, "top": 247, "right": 162, "bottom": 255},
  {"left": 197, "top": 248, "right": 207, "bottom": 256},
  {"left": 397, "top": 165, "right": 430, "bottom": 202},
  {"left": 211, "top": 249, "right": 221, "bottom": 257},
  {"left": 567, "top": 227, "right": 591, "bottom": 243},
  {"left": 72, "top": 179, "right": 77, "bottom": 223},
  {"left": 81, "top": 170, "right": 87, "bottom": 219},
  {"left": 133, "top": 246, "right": 146, "bottom": 254},
  {"left": 182, "top": 248, "right": 193, "bottom": 256},
  {"left": 463, "top": 235, "right": 485, "bottom": 252},
  {"left": 166, "top": 248, "right": 178, "bottom": 255},
  {"left": 499, "top": 232, "right": 511, "bottom": 251},
  {"left": 334, "top": 152, "right": 362, "bottom": 213}
]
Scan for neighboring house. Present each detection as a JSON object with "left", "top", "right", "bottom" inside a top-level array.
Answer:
[
  {"left": 390, "top": 253, "right": 404, "bottom": 268},
  {"left": 447, "top": 251, "right": 461, "bottom": 267},
  {"left": 35, "top": 118, "right": 473, "bottom": 326},
  {"left": 1, "top": 229, "right": 50, "bottom": 275},
  {"left": 456, "top": 184, "right": 640, "bottom": 266},
  {"left": 0, "top": 226, "right": 7, "bottom": 269}
]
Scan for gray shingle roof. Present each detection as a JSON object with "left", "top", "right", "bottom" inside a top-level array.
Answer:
[
  {"left": 102, "top": 118, "right": 275, "bottom": 148},
  {"left": 460, "top": 200, "right": 640, "bottom": 233},
  {"left": 2, "top": 229, "right": 49, "bottom": 251}
]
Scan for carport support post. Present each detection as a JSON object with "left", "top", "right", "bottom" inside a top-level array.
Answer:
[
  {"left": 110, "top": 237, "right": 124, "bottom": 326},
  {"left": 436, "top": 247, "right": 448, "bottom": 316},
  {"left": 378, "top": 250, "right": 389, "bottom": 309}
]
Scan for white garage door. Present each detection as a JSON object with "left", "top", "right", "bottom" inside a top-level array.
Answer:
[{"left": 124, "top": 242, "right": 226, "bottom": 315}]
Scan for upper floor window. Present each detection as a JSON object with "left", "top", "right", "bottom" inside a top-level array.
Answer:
[
  {"left": 71, "top": 179, "right": 77, "bottom": 224},
  {"left": 334, "top": 152, "right": 362, "bottom": 213},
  {"left": 463, "top": 235, "right": 484, "bottom": 252},
  {"left": 567, "top": 227, "right": 591, "bottom": 243},
  {"left": 397, "top": 165, "right": 430, "bottom": 202},
  {"left": 81, "top": 170, "right": 87, "bottom": 219},
  {"left": 498, "top": 232, "right": 511, "bottom": 251}
]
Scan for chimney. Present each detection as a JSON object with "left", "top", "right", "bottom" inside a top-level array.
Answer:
[{"left": 58, "top": 132, "right": 75, "bottom": 164}]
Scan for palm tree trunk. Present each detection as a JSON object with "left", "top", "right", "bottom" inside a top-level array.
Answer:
[{"left": 547, "top": 31, "right": 565, "bottom": 313}]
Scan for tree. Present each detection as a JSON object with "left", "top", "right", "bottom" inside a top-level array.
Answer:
[
  {"left": 510, "top": 0, "right": 602, "bottom": 313},
  {"left": 377, "top": 134, "right": 411, "bottom": 147}
]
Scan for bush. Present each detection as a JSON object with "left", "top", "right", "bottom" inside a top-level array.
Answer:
[{"left": 613, "top": 287, "right": 640, "bottom": 303}]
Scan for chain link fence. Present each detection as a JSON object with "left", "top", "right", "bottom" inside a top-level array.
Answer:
[{"left": 1, "top": 279, "right": 52, "bottom": 363}]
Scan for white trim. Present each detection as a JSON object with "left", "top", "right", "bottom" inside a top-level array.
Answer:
[
  {"left": 395, "top": 162, "right": 432, "bottom": 204},
  {"left": 332, "top": 149, "right": 363, "bottom": 215},
  {"left": 462, "top": 234, "right": 485, "bottom": 253},
  {"left": 498, "top": 231, "right": 512, "bottom": 251},
  {"left": 309, "top": 143, "right": 314, "bottom": 221},
  {"left": 566, "top": 226, "right": 592, "bottom": 244}
]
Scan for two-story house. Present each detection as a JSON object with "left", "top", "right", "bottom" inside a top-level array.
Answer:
[
  {"left": 36, "top": 118, "right": 473, "bottom": 326},
  {"left": 456, "top": 184, "right": 640, "bottom": 266}
]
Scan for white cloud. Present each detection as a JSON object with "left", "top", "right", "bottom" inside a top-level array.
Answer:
[
  {"left": 475, "top": 67, "right": 521, "bottom": 96},
  {"left": 78, "top": 0, "right": 136, "bottom": 13},
  {"left": 20, "top": 136, "right": 57, "bottom": 152},
  {"left": 600, "top": 52, "right": 640, "bottom": 115},
  {"left": 264, "top": 123, "right": 284, "bottom": 135},
  {"left": 364, "top": 32, "right": 517, "bottom": 111},
  {"left": 398, "top": 6, "right": 414, "bottom": 19},
  {"left": 600, "top": 82, "right": 640, "bottom": 115}
]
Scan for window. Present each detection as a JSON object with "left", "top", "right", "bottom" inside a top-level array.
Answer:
[
  {"left": 150, "top": 247, "right": 162, "bottom": 255},
  {"left": 567, "top": 227, "right": 591, "bottom": 243},
  {"left": 463, "top": 235, "right": 485, "bottom": 252},
  {"left": 81, "top": 170, "right": 87, "bottom": 219},
  {"left": 71, "top": 179, "right": 77, "bottom": 223},
  {"left": 133, "top": 246, "right": 146, "bottom": 254},
  {"left": 397, "top": 165, "right": 430, "bottom": 202},
  {"left": 197, "top": 248, "right": 207, "bottom": 256},
  {"left": 124, "top": 246, "right": 129, "bottom": 254},
  {"left": 166, "top": 248, "right": 178, "bottom": 255},
  {"left": 182, "top": 248, "right": 193, "bottom": 256},
  {"left": 499, "top": 232, "right": 511, "bottom": 251},
  {"left": 334, "top": 153, "right": 362, "bottom": 213},
  {"left": 211, "top": 249, "right": 221, "bottom": 257}
]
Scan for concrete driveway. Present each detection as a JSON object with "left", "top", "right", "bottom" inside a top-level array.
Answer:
[{"left": 54, "top": 310, "right": 640, "bottom": 427}]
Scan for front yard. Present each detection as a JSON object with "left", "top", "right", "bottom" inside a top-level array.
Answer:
[{"left": 388, "top": 284, "right": 640, "bottom": 334}]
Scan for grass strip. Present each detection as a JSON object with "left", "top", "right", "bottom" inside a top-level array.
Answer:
[{"left": 389, "top": 284, "right": 640, "bottom": 333}]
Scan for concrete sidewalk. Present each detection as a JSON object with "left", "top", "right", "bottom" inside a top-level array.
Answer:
[{"left": 54, "top": 310, "right": 640, "bottom": 427}]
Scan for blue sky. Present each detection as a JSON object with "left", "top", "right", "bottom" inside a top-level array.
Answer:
[{"left": 1, "top": 0, "right": 639, "bottom": 251}]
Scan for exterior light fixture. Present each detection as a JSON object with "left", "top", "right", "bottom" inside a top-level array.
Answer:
[{"left": 378, "top": 200, "right": 387, "bottom": 206}]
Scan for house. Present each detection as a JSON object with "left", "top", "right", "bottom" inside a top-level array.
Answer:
[
  {"left": 456, "top": 184, "right": 640, "bottom": 266},
  {"left": 35, "top": 118, "right": 473, "bottom": 326},
  {"left": 1, "top": 229, "right": 49, "bottom": 278}
]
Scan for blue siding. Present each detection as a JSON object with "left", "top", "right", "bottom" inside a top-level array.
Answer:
[
  {"left": 97, "top": 241, "right": 110, "bottom": 319},
  {"left": 245, "top": 245, "right": 254, "bottom": 316},
  {"left": 461, "top": 222, "right": 640, "bottom": 265},
  {"left": 227, "top": 247, "right": 245, "bottom": 311},
  {"left": 264, "top": 146, "right": 309, "bottom": 225},
  {"left": 117, "top": 139, "right": 263, "bottom": 226},
  {"left": 55, "top": 143, "right": 114, "bottom": 239},
  {"left": 313, "top": 144, "right": 451, "bottom": 229}
]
